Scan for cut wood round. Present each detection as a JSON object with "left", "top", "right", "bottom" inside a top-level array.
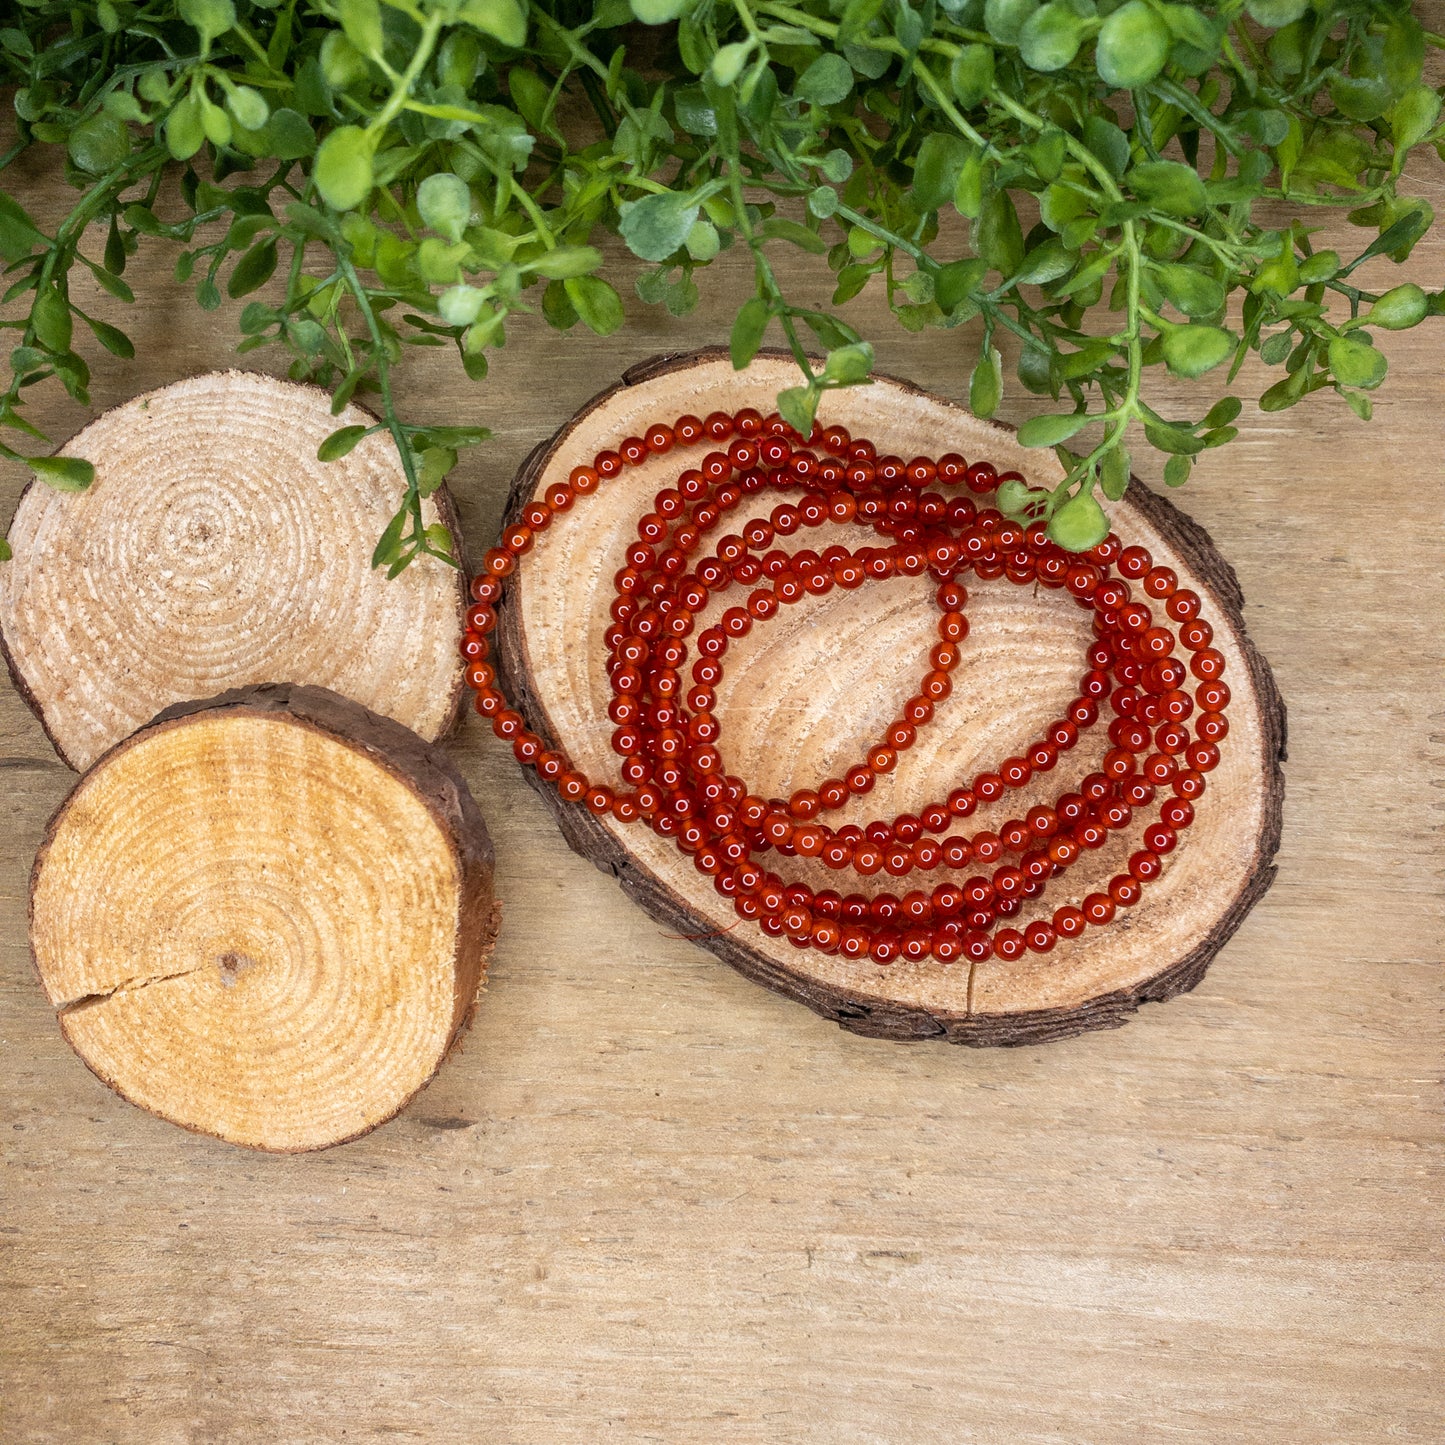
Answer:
[
  {"left": 0, "top": 370, "right": 468, "bottom": 772},
  {"left": 29, "top": 683, "right": 499, "bottom": 1151},
  {"left": 495, "top": 349, "right": 1286, "bottom": 1046}
]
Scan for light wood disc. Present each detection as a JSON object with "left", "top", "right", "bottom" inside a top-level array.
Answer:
[
  {"left": 30, "top": 684, "right": 498, "bottom": 1150},
  {"left": 496, "top": 350, "right": 1286, "bottom": 1045},
  {"left": 0, "top": 370, "right": 468, "bottom": 771}
]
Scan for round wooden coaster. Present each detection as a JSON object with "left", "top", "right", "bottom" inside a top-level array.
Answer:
[
  {"left": 0, "top": 370, "right": 468, "bottom": 771},
  {"left": 30, "top": 684, "right": 499, "bottom": 1149}
]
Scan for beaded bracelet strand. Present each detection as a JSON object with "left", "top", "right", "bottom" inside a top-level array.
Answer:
[{"left": 464, "top": 408, "right": 1229, "bottom": 966}]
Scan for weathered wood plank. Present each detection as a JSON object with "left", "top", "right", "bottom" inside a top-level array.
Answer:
[{"left": 1, "top": 135, "right": 1440, "bottom": 1443}]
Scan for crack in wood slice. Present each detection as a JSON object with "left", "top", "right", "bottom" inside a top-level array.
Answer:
[
  {"left": 495, "top": 350, "right": 1286, "bottom": 1046},
  {"left": 0, "top": 371, "right": 469, "bottom": 772},
  {"left": 29, "top": 684, "right": 499, "bottom": 1151}
]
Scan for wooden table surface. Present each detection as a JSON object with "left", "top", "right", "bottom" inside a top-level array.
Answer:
[{"left": 2, "top": 140, "right": 1441, "bottom": 1443}]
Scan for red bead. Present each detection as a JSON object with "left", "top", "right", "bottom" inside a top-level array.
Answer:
[
  {"left": 1024, "top": 920, "right": 1057, "bottom": 953},
  {"left": 994, "top": 928, "right": 1026, "bottom": 960},
  {"left": 1190, "top": 647, "right": 1226, "bottom": 680},
  {"left": 1108, "top": 874, "right": 1142, "bottom": 906},
  {"left": 965, "top": 461, "right": 998, "bottom": 494},
  {"left": 1053, "top": 906, "right": 1086, "bottom": 939},
  {"left": 1118, "top": 546, "right": 1151, "bottom": 579}
]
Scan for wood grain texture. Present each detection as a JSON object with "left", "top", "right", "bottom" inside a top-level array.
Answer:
[
  {"left": 30, "top": 684, "right": 498, "bottom": 1153},
  {"left": 496, "top": 350, "right": 1285, "bottom": 1044},
  {"left": 1, "top": 136, "right": 1441, "bottom": 1444},
  {"left": 0, "top": 371, "right": 469, "bottom": 770}
]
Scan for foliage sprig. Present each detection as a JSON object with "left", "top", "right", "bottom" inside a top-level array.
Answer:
[{"left": 1, "top": 0, "right": 1441, "bottom": 565}]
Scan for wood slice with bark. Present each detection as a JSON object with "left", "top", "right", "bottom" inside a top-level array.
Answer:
[
  {"left": 29, "top": 683, "right": 499, "bottom": 1151},
  {"left": 0, "top": 370, "right": 468, "bottom": 772},
  {"left": 495, "top": 350, "right": 1286, "bottom": 1046}
]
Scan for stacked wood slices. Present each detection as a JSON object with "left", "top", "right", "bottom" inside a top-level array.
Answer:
[{"left": 2, "top": 372, "right": 498, "bottom": 1151}]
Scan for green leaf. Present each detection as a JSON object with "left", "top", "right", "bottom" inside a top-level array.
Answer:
[
  {"left": 1129, "top": 161, "right": 1207, "bottom": 216},
  {"left": 200, "top": 94, "right": 232, "bottom": 148},
  {"left": 565, "top": 275, "right": 624, "bottom": 335},
  {"left": 1019, "top": 3, "right": 1088, "bottom": 71},
  {"left": 1297, "top": 250, "right": 1339, "bottom": 284},
  {"left": 178, "top": 0, "right": 236, "bottom": 44},
  {"left": 731, "top": 297, "right": 771, "bottom": 370},
  {"left": 969, "top": 344, "right": 1002, "bottom": 418},
  {"left": 1341, "top": 388, "right": 1372, "bottom": 422},
  {"left": 227, "top": 239, "right": 277, "bottom": 298},
  {"left": 796, "top": 52, "right": 854, "bottom": 105},
  {"left": 337, "top": 0, "right": 384, "bottom": 55},
  {"left": 1017, "top": 237, "right": 1072, "bottom": 285},
  {"left": 318, "top": 425, "right": 369, "bottom": 461},
  {"left": 1258, "top": 372, "right": 1305, "bottom": 412},
  {"left": 1047, "top": 486, "right": 1108, "bottom": 551},
  {"left": 0, "top": 192, "right": 43, "bottom": 263},
  {"left": 1344, "top": 205, "right": 1433, "bottom": 275},
  {"left": 711, "top": 42, "right": 753, "bottom": 87},
  {"left": 529, "top": 246, "right": 602, "bottom": 279},
  {"left": 29, "top": 455, "right": 95, "bottom": 492},
  {"left": 975, "top": 190, "right": 1024, "bottom": 275},
  {"left": 1202, "top": 396, "right": 1242, "bottom": 429},
  {"left": 953, "top": 153, "right": 984, "bottom": 219},
  {"left": 227, "top": 84, "right": 269, "bottom": 132},
  {"left": 1018, "top": 411, "right": 1087, "bottom": 448},
  {"left": 68, "top": 114, "right": 130, "bottom": 175},
  {"left": 0, "top": 537, "right": 10, "bottom": 562},
  {"left": 631, "top": 0, "right": 690, "bottom": 20},
  {"left": 1161, "top": 4, "right": 1218, "bottom": 51},
  {"left": 418, "top": 447, "right": 455, "bottom": 497},
  {"left": 1100, "top": 443, "right": 1130, "bottom": 500},
  {"left": 1389, "top": 86, "right": 1441, "bottom": 156},
  {"left": 371, "top": 505, "right": 408, "bottom": 569},
  {"left": 935, "top": 257, "right": 987, "bottom": 313},
  {"left": 1367, "top": 283, "right": 1428, "bottom": 331},
  {"left": 1096, "top": 1, "right": 1171, "bottom": 88},
  {"left": 1155, "top": 263, "right": 1224, "bottom": 318},
  {"left": 822, "top": 342, "right": 873, "bottom": 384},
  {"left": 1328, "top": 335, "right": 1387, "bottom": 390},
  {"left": 1083, "top": 117, "right": 1130, "bottom": 181},
  {"left": 510, "top": 67, "right": 554, "bottom": 136},
  {"left": 912, "top": 134, "right": 972, "bottom": 213},
  {"left": 417, "top": 172, "right": 471, "bottom": 243},
  {"left": 996, "top": 478, "right": 1035, "bottom": 517},
  {"left": 619, "top": 191, "right": 700, "bottom": 262},
  {"left": 314, "top": 126, "right": 375, "bottom": 210},
  {"left": 165, "top": 91, "right": 206, "bottom": 161},
  {"left": 984, "top": 0, "right": 1039, "bottom": 47},
  {"left": 1161, "top": 324, "right": 1234, "bottom": 379},
  {"left": 1251, "top": 249, "right": 1299, "bottom": 296},
  {"left": 32, "top": 286, "right": 71, "bottom": 353},
  {"left": 949, "top": 44, "right": 995, "bottom": 108},
  {"left": 758, "top": 218, "right": 828, "bottom": 254},
  {"left": 1246, "top": 0, "right": 1306, "bottom": 25},
  {"left": 82, "top": 316, "right": 134, "bottom": 359},
  {"left": 458, "top": 0, "right": 527, "bottom": 48},
  {"left": 777, "top": 385, "right": 818, "bottom": 436},
  {"left": 1163, "top": 454, "right": 1191, "bottom": 487},
  {"left": 807, "top": 185, "right": 839, "bottom": 220},
  {"left": 1143, "top": 417, "right": 1206, "bottom": 452}
]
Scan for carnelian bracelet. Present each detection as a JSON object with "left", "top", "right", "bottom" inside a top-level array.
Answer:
[{"left": 463, "top": 408, "right": 1230, "bottom": 966}]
